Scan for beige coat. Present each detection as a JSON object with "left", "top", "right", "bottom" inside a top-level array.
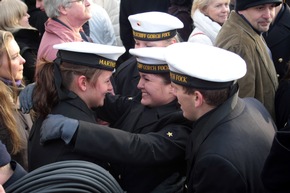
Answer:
[{"left": 215, "top": 11, "right": 278, "bottom": 119}]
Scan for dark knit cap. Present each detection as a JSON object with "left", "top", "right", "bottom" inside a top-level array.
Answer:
[
  {"left": 0, "top": 140, "right": 11, "bottom": 167},
  {"left": 235, "top": 0, "right": 282, "bottom": 11}
]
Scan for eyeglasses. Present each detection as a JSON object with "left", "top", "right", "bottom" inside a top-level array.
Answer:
[{"left": 69, "top": 0, "right": 85, "bottom": 4}]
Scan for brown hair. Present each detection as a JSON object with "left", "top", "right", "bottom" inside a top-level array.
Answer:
[
  {"left": 33, "top": 60, "right": 103, "bottom": 118},
  {"left": 183, "top": 86, "right": 230, "bottom": 107}
]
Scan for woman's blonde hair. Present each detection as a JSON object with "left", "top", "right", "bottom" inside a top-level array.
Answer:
[
  {"left": 0, "top": 80, "right": 24, "bottom": 154},
  {"left": 0, "top": 30, "right": 21, "bottom": 102},
  {"left": 0, "top": 30, "right": 26, "bottom": 154},
  {"left": 191, "top": 0, "right": 230, "bottom": 15},
  {"left": 0, "top": 0, "right": 34, "bottom": 33},
  {"left": 191, "top": 0, "right": 212, "bottom": 15}
]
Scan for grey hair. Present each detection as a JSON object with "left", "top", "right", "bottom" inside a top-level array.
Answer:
[{"left": 44, "top": 0, "right": 73, "bottom": 18}]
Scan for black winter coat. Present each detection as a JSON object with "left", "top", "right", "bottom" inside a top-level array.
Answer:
[
  {"left": 263, "top": 3, "right": 290, "bottom": 81},
  {"left": 28, "top": 95, "right": 107, "bottom": 171},
  {"left": 73, "top": 94, "right": 192, "bottom": 193},
  {"left": 185, "top": 93, "right": 276, "bottom": 193}
]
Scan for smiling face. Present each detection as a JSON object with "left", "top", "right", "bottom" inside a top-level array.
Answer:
[
  {"left": 0, "top": 38, "right": 25, "bottom": 81},
  {"left": 86, "top": 70, "right": 113, "bottom": 108},
  {"left": 203, "top": 0, "right": 230, "bottom": 25},
  {"left": 238, "top": 3, "right": 277, "bottom": 32},
  {"left": 137, "top": 72, "right": 176, "bottom": 107}
]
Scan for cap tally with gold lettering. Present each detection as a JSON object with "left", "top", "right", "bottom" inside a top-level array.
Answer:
[
  {"left": 53, "top": 42, "right": 125, "bottom": 71},
  {"left": 129, "top": 11, "right": 184, "bottom": 41},
  {"left": 165, "top": 42, "right": 247, "bottom": 89},
  {"left": 129, "top": 47, "right": 168, "bottom": 74}
]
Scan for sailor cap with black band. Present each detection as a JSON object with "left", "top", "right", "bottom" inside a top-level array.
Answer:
[
  {"left": 129, "top": 47, "right": 168, "bottom": 74},
  {"left": 164, "top": 42, "right": 247, "bottom": 90},
  {"left": 128, "top": 11, "right": 184, "bottom": 41},
  {"left": 52, "top": 42, "right": 125, "bottom": 100},
  {"left": 53, "top": 42, "right": 125, "bottom": 71}
]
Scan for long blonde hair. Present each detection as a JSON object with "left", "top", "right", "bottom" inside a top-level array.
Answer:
[
  {"left": 0, "top": 30, "right": 26, "bottom": 154},
  {"left": 0, "top": 0, "right": 34, "bottom": 33},
  {"left": 0, "top": 81, "right": 24, "bottom": 154},
  {"left": 0, "top": 30, "right": 21, "bottom": 103}
]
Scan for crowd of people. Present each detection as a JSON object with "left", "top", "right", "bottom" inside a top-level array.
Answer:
[{"left": 0, "top": 0, "right": 290, "bottom": 192}]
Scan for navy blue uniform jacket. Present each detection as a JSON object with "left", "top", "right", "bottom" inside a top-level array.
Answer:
[{"left": 73, "top": 93, "right": 192, "bottom": 193}]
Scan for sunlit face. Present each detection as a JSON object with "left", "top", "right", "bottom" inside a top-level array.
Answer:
[
  {"left": 203, "top": 0, "right": 230, "bottom": 25},
  {"left": 171, "top": 83, "right": 196, "bottom": 121},
  {"left": 137, "top": 72, "right": 175, "bottom": 107},
  {"left": 66, "top": 0, "right": 92, "bottom": 26},
  {"left": 36, "top": 0, "right": 45, "bottom": 11},
  {"left": 86, "top": 70, "right": 113, "bottom": 108},
  {"left": 19, "top": 13, "right": 30, "bottom": 28},
  {"left": 134, "top": 39, "right": 173, "bottom": 48},
  {"left": 0, "top": 39, "right": 25, "bottom": 81},
  {"left": 238, "top": 3, "right": 277, "bottom": 32}
]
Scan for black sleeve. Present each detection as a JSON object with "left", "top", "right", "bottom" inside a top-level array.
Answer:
[{"left": 74, "top": 121, "right": 190, "bottom": 165}]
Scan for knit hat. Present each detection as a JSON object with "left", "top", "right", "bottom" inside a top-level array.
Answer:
[
  {"left": 0, "top": 141, "right": 11, "bottom": 167},
  {"left": 235, "top": 0, "right": 282, "bottom": 11}
]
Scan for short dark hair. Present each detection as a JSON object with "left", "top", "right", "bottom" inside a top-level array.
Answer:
[{"left": 183, "top": 86, "right": 230, "bottom": 107}]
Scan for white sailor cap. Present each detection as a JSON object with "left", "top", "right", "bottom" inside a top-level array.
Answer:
[
  {"left": 53, "top": 42, "right": 125, "bottom": 71},
  {"left": 165, "top": 42, "right": 247, "bottom": 89},
  {"left": 129, "top": 47, "right": 169, "bottom": 74},
  {"left": 128, "top": 11, "right": 184, "bottom": 41}
]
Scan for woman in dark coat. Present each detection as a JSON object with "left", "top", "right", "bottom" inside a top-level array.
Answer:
[{"left": 28, "top": 42, "right": 125, "bottom": 171}]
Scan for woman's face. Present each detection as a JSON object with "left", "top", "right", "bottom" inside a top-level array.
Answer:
[
  {"left": 203, "top": 0, "right": 230, "bottom": 25},
  {"left": 0, "top": 38, "right": 25, "bottom": 81},
  {"left": 19, "top": 13, "right": 31, "bottom": 28},
  {"left": 87, "top": 70, "right": 113, "bottom": 108},
  {"left": 137, "top": 72, "right": 175, "bottom": 107}
]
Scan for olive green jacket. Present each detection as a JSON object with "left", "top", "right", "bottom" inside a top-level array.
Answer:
[{"left": 215, "top": 11, "right": 278, "bottom": 119}]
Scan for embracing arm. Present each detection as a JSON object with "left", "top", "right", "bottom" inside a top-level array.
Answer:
[
  {"left": 73, "top": 120, "right": 190, "bottom": 165},
  {"left": 40, "top": 114, "right": 190, "bottom": 165}
]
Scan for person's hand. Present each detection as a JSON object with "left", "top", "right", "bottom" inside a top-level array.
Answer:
[
  {"left": 40, "top": 114, "right": 79, "bottom": 145},
  {"left": 19, "top": 83, "right": 35, "bottom": 113},
  {"left": 150, "top": 172, "right": 185, "bottom": 193}
]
